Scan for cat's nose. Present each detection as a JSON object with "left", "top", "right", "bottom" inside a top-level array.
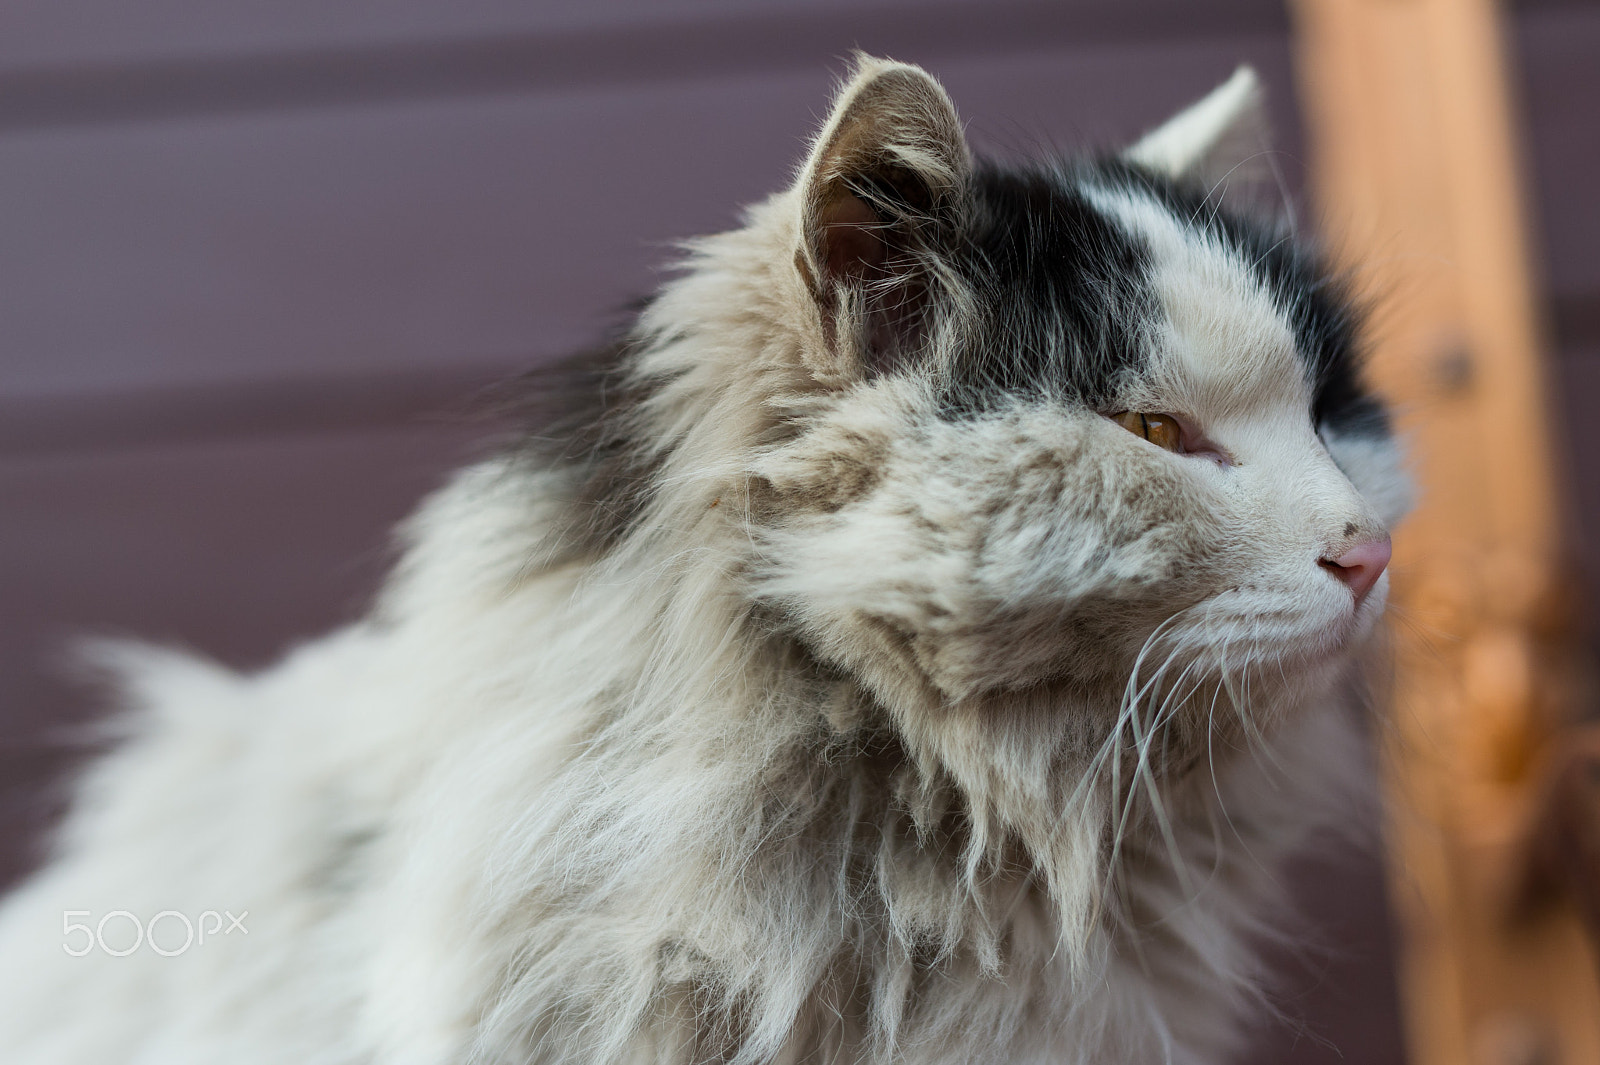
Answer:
[{"left": 1319, "top": 535, "right": 1392, "bottom": 604}]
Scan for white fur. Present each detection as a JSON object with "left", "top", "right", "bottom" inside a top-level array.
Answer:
[{"left": 0, "top": 60, "right": 1403, "bottom": 1065}]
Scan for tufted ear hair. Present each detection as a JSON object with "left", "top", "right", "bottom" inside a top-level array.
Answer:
[
  {"left": 795, "top": 54, "right": 971, "bottom": 374},
  {"left": 1124, "top": 66, "right": 1271, "bottom": 193}
]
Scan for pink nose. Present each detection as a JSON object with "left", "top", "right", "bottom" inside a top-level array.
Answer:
[{"left": 1320, "top": 535, "right": 1392, "bottom": 604}]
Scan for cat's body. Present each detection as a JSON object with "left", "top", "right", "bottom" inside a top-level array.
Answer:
[{"left": 0, "top": 59, "right": 1406, "bottom": 1064}]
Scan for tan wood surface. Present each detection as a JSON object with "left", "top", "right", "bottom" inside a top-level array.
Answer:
[{"left": 1290, "top": 1, "right": 1600, "bottom": 1063}]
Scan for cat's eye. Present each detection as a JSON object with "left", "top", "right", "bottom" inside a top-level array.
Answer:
[
  {"left": 1111, "top": 411, "right": 1183, "bottom": 452},
  {"left": 1109, "top": 411, "right": 1233, "bottom": 466}
]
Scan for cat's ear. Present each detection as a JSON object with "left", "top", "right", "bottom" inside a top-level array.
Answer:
[
  {"left": 1124, "top": 66, "right": 1270, "bottom": 191},
  {"left": 794, "top": 54, "right": 970, "bottom": 375}
]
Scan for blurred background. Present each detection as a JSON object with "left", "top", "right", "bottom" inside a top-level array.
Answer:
[{"left": 2, "top": 2, "right": 1597, "bottom": 1062}]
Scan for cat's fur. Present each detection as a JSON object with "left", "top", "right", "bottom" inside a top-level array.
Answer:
[{"left": 0, "top": 58, "right": 1407, "bottom": 1064}]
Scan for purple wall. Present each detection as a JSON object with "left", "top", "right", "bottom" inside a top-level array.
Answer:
[{"left": 12, "top": 1, "right": 1596, "bottom": 1059}]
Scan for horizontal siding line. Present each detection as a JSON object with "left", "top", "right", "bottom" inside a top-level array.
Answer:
[
  {"left": 1515, "top": 0, "right": 1600, "bottom": 13},
  {"left": 0, "top": 364, "right": 521, "bottom": 459},
  {"left": 0, "top": 1, "right": 1286, "bottom": 133}
]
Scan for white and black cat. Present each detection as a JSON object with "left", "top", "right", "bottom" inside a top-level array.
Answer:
[{"left": 0, "top": 56, "right": 1407, "bottom": 1064}]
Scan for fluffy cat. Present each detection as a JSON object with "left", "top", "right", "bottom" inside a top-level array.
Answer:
[{"left": 0, "top": 56, "right": 1408, "bottom": 1064}]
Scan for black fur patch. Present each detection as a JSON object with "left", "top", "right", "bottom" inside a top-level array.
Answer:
[
  {"left": 939, "top": 161, "right": 1157, "bottom": 415},
  {"left": 931, "top": 156, "right": 1386, "bottom": 440},
  {"left": 1100, "top": 160, "right": 1391, "bottom": 440},
  {"left": 496, "top": 327, "right": 663, "bottom": 559}
]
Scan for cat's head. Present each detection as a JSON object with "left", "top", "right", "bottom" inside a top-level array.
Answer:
[{"left": 712, "top": 57, "right": 1407, "bottom": 779}]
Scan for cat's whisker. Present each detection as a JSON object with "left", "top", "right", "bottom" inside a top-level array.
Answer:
[
  {"left": 1105, "top": 628, "right": 1202, "bottom": 908},
  {"left": 1133, "top": 650, "right": 1215, "bottom": 904},
  {"left": 1105, "top": 611, "right": 1194, "bottom": 878}
]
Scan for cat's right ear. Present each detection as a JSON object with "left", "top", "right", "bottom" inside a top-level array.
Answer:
[
  {"left": 793, "top": 55, "right": 971, "bottom": 377},
  {"left": 1123, "top": 66, "right": 1270, "bottom": 192}
]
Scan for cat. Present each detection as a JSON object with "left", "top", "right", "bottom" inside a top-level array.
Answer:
[{"left": 0, "top": 55, "right": 1408, "bottom": 1064}]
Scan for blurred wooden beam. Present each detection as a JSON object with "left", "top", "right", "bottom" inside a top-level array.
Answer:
[{"left": 1289, "top": 1, "right": 1600, "bottom": 1063}]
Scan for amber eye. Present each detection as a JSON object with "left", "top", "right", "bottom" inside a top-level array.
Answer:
[{"left": 1111, "top": 411, "right": 1183, "bottom": 452}]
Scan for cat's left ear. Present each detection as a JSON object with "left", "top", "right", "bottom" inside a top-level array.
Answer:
[
  {"left": 1124, "top": 66, "right": 1271, "bottom": 191},
  {"left": 794, "top": 54, "right": 971, "bottom": 377}
]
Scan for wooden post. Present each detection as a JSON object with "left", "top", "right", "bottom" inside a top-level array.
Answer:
[{"left": 1289, "top": 1, "right": 1600, "bottom": 1063}]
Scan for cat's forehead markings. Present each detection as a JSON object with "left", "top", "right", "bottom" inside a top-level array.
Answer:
[{"left": 1082, "top": 183, "right": 1309, "bottom": 419}]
